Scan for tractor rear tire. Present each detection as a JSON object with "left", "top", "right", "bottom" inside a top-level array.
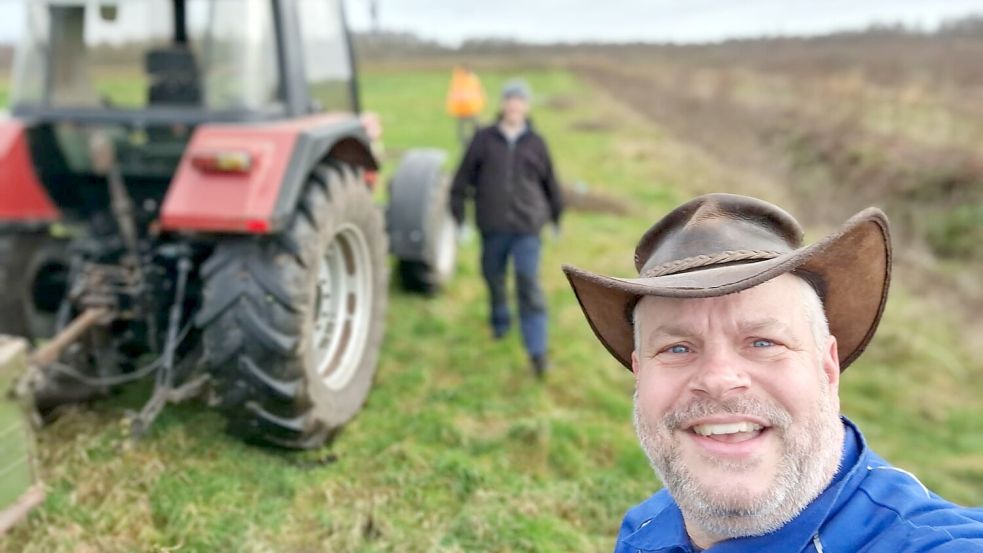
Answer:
[
  {"left": 0, "top": 233, "right": 69, "bottom": 340},
  {"left": 0, "top": 234, "right": 36, "bottom": 337},
  {"left": 197, "top": 162, "right": 388, "bottom": 449}
]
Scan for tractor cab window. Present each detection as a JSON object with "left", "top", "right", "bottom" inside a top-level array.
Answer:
[
  {"left": 296, "top": 0, "right": 355, "bottom": 113},
  {"left": 10, "top": 0, "right": 282, "bottom": 113}
]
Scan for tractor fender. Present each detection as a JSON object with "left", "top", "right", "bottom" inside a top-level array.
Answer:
[
  {"left": 0, "top": 120, "right": 60, "bottom": 225},
  {"left": 160, "top": 113, "right": 377, "bottom": 234},
  {"left": 386, "top": 148, "right": 450, "bottom": 262}
]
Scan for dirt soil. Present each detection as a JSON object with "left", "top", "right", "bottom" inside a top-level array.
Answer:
[{"left": 572, "top": 60, "right": 983, "bottom": 352}]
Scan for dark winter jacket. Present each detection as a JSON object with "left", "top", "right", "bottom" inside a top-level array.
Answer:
[{"left": 450, "top": 122, "right": 564, "bottom": 234}]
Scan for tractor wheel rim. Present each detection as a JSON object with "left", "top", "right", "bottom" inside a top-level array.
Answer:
[
  {"left": 312, "top": 223, "right": 374, "bottom": 391},
  {"left": 435, "top": 209, "right": 457, "bottom": 280}
]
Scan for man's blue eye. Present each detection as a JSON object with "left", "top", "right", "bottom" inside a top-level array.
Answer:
[
  {"left": 668, "top": 345, "right": 690, "bottom": 354},
  {"left": 752, "top": 339, "right": 774, "bottom": 348}
]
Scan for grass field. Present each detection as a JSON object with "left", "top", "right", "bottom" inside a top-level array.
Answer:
[{"left": 1, "top": 65, "right": 981, "bottom": 552}]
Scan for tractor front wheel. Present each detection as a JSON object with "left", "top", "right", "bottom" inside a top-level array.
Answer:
[{"left": 197, "top": 161, "right": 388, "bottom": 448}]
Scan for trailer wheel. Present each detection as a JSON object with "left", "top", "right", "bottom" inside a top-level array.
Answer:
[
  {"left": 396, "top": 211, "right": 457, "bottom": 295},
  {"left": 197, "top": 161, "right": 388, "bottom": 449},
  {"left": 387, "top": 149, "right": 456, "bottom": 295}
]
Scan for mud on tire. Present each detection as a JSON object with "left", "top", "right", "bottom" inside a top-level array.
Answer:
[{"left": 197, "top": 161, "right": 388, "bottom": 448}]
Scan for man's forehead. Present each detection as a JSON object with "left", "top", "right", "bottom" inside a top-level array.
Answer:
[
  {"left": 635, "top": 275, "right": 806, "bottom": 325},
  {"left": 645, "top": 317, "right": 795, "bottom": 341}
]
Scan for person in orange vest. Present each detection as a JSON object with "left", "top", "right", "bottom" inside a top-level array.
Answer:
[{"left": 446, "top": 66, "right": 486, "bottom": 146}]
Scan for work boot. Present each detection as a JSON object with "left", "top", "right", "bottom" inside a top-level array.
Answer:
[{"left": 530, "top": 354, "right": 550, "bottom": 380}]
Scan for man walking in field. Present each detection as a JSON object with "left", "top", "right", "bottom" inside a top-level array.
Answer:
[
  {"left": 451, "top": 79, "right": 564, "bottom": 378},
  {"left": 563, "top": 193, "right": 983, "bottom": 551}
]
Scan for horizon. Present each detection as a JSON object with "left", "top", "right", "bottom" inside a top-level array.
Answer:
[
  {"left": 344, "top": 0, "right": 983, "bottom": 46},
  {"left": 355, "top": 15, "right": 983, "bottom": 48}
]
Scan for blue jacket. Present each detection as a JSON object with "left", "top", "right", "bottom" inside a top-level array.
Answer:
[{"left": 615, "top": 418, "right": 983, "bottom": 552}]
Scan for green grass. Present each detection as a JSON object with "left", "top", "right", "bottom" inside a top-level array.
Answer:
[{"left": 1, "top": 66, "right": 980, "bottom": 552}]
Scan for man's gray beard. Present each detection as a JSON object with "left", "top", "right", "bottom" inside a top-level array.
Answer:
[{"left": 633, "top": 385, "right": 843, "bottom": 543}]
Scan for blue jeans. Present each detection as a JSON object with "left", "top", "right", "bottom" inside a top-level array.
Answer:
[{"left": 480, "top": 232, "right": 547, "bottom": 358}]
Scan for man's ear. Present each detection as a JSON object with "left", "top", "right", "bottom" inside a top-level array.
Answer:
[
  {"left": 823, "top": 335, "right": 840, "bottom": 393},
  {"left": 631, "top": 350, "right": 640, "bottom": 382}
]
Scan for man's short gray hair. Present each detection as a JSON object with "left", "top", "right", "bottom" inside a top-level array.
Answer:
[{"left": 632, "top": 275, "right": 830, "bottom": 355}]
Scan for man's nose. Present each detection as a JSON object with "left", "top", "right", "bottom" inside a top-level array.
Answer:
[{"left": 689, "top": 346, "right": 751, "bottom": 399}]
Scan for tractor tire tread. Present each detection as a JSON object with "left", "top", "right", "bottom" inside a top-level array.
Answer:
[{"left": 198, "top": 161, "right": 388, "bottom": 449}]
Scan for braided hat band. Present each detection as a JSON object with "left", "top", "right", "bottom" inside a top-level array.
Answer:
[{"left": 641, "top": 249, "right": 783, "bottom": 278}]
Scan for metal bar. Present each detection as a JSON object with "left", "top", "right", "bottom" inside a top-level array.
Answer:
[
  {"left": 130, "top": 258, "right": 191, "bottom": 438},
  {"left": 173, "top": 0, "right": 188, "bottom": 45},
  {"left": 28, "top": 307, "right": 110, "bottom": 368},
  {"left": 342, "top": 0, "right": 362, "bottom": 114},
  {"left": 0, "top": 485, "right": 44, "bottom": 535}
]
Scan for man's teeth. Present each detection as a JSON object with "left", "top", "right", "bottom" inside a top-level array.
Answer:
[{"left": 692, "top": 422, "right": 763, "bottom": 436}]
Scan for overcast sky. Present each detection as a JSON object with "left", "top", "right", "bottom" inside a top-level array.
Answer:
[
  {"left": 345, "top": 0, "right": 983, "bottom": 44},
  {"left": 0, "top": 0, "right": 980, "bottom": 45}
]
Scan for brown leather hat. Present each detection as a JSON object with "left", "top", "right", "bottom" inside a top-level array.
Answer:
[{"left": 562, "top": 193, "right": 892, "bottom": 371}]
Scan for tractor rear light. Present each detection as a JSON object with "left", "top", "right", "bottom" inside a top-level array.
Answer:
[
  {"left": 191, "top": 150, "right": 253, "bottom": 173},
  {"left": 364, "top": 170, "right": 379, "bottom": 189},
  {"left": 245, "top": 219, "right": 270, "bottom": 233}
]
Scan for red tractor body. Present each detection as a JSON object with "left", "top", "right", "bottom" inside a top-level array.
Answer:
[
  {"left": 160, "top": 113, "right": 375, "bottom": 233},
  {"left": 0, "top": 122, "right": 60, "bottom": 222},
  {"left": 0, "top": 0, "right": 457, "bottom": 454}
]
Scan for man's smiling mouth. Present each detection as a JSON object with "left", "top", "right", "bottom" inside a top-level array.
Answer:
[
  {"left": 694, "top": 421, "right": 762, "bottom": 435},
  {"left": 687, "top": 420, "right": 769, "bottom": 445}
]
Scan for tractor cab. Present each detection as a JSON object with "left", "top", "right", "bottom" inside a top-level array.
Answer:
[
  {"left": 8, "top": 0, "right": 359, "bottom": 221},
  {"left": 11, "top": 0, "right": 357, "bottom": 118}
]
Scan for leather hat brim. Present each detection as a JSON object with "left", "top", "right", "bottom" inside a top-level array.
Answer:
[{"left": 562, "top": 207, "right": 892, "bottom": 371}]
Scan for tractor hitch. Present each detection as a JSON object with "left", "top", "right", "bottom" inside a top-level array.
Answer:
[
  {"left": 15, "top": 307, "right": 115, "bottom": 418},
  {"left": 127, "top": 256, "right": 206, "bottom": 438},
  {"left": 16, "top": 254, "right": 203, "bottom": 438}
]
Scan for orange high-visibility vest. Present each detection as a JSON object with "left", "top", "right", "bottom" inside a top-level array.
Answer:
[{"left": 446, "top": 67, "right": 486, "bottom": 118}]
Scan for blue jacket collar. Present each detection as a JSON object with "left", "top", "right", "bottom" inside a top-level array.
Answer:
[{"left": 623, "top": 417, "right": 871, "bottom": 552}]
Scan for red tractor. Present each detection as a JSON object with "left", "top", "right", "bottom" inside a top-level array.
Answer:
[{"left": 0, "top": 0, "right": 457, "bottom": 448}]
